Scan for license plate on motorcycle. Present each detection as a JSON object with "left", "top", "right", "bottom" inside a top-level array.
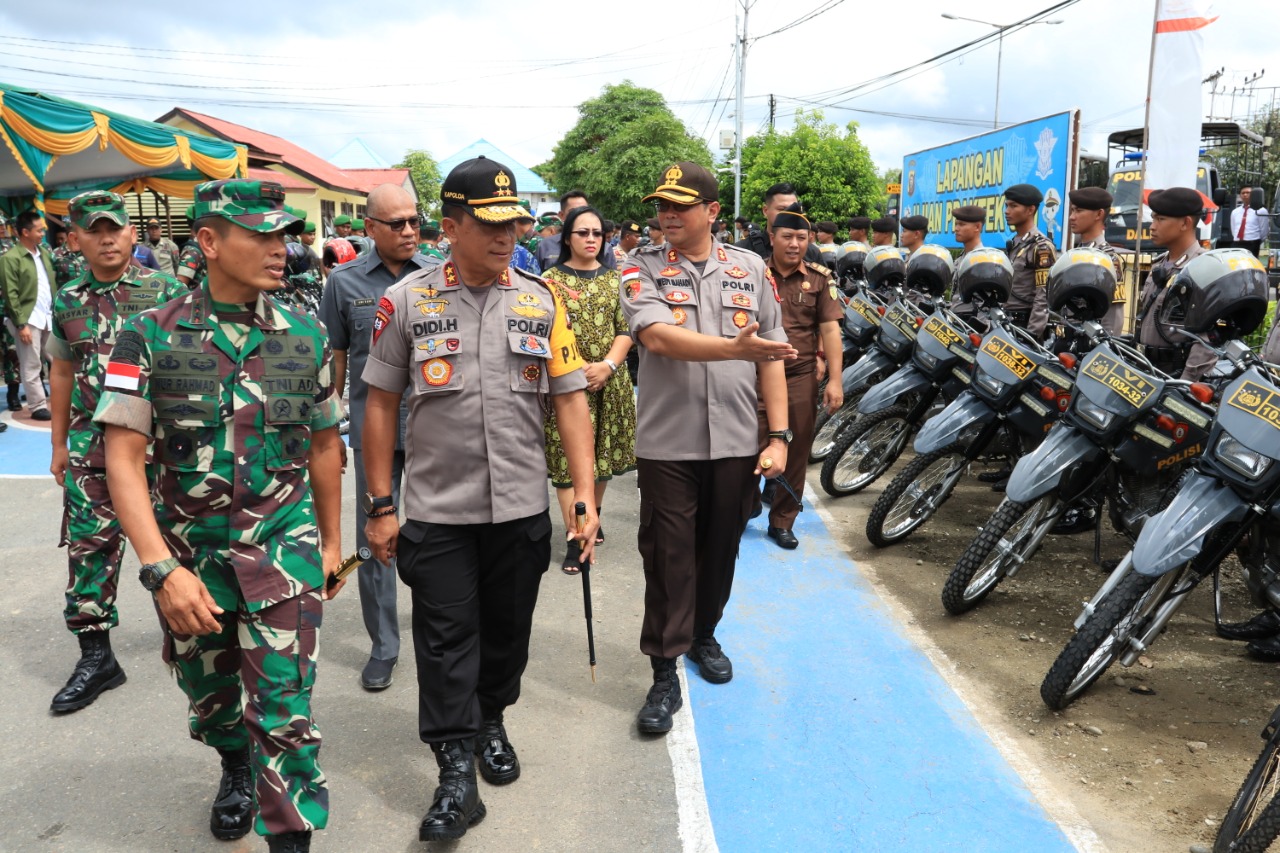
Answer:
[
  {"left": 981, "top": 335, "right": 1035, "bottom": 379},
  {"left": 1081, "top": 352, "right": 1158, "bottom": 408}
]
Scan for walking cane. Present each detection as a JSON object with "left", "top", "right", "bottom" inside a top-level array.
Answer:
[{"left": 574, "top": 502, "right": 597, "bottom": 682}]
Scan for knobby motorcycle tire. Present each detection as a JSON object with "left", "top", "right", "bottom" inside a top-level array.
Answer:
[
  {"left": 810, "top": 389, "right": 867, "bottom": 463},
  {"left": 866, "top": 442, "right": 967, "bottom": 548},
  {"left": 819, "top": 405, "right": 911, "bottom": 498},
  {"left": 1216, "top": 712, "right": 1280, "bottom": 852},
  {"left": 942, "top": 495, "right": 1058, "bottom": 615}
]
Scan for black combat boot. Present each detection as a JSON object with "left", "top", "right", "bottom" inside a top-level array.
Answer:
[
  {"left": 420, "top": 738, "right": 486, "bottom": 842},
  {"left": 266, "top": 830, "right": 311, "bottom": 852},
  {"left": 687, "top": 636, "right": 734, "bottom": 684},
  {"left": 50, "top": 631, "right": 126, "bottom": 713},
  {"left": 474, "top": 716, "right": 520, "bottom": 785},
  {"left": 636, "top": 656, "right": 683, "bottom": 734},
  {"left": 210, "top": 747, "right": 253, "bottom": 840},
  {"left": 6, "top": 382, "right": 19, "bottom": 411}
]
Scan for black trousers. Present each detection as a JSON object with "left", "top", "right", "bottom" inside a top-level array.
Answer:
[
  {"left": 396, "top": 512, "right": 552, "bottom": 743},
  {"left": 637, "top": 456, "right": 757, "bottom": 659}
]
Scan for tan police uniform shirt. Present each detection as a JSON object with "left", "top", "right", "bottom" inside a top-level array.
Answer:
[
  {"left": 621, "top": 241, "right": 785, "bottom": 461},
  {"left": 1006, "top": 228, "right": 1056, "bottom": 337},
  {"left": 1137, "top": 243, "right": 1214, "bottom": 380},
  {"left": 768, "top": 259, "right": 843, "bottom": 377},
  {"left": 362, "top": 261, "right": 587, "bottom": 525}
]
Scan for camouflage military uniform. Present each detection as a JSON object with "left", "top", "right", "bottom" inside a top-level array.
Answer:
[
  {"left": 52, "top": 246, "right": 87, "bottom": 288},
  {"left": 0, "top": 242, "right": 17, "bottom": 387},
  {"left": 418, "top": 243, "right": 446, "bottom": 260},
  {"left": 48, "top": 264, "right": 187, "bottom": 634},
  {"left": 177, "top": 238, "right": 207, "bottom": 290},
  {"left": 94, "top": 180, "right": 340, "bottom": 839}
]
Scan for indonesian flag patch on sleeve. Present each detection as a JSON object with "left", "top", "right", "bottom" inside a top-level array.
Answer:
[
  {"left": 621, "top": 266, "right": 641, "bottom": 301},
  {"left": 104, "top": 361, "right": 141, "bottom": 390}
]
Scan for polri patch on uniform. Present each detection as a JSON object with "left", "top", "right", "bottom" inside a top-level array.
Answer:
[
  {"left": 421, "top": 357, "right": 453, "bottom": 387},
  {"left": 731, "top": 293, "right": 752, "bottom": 307},
  {"left": 716, "top": 245, "right": 729, "bottom": 262},
  {"left": 519, "top": 335, "right": 550, "bottom": 357},
  {"left": 372, "top": 310, "right": 391, "bottom": 345},
  {"left": 522, "top": 363, "right": 541, "bottom": 383},
  {"left": 671, "top": 307, "right": 687, "bottom": 326},
  {"left": 622, "top": 266, "right": 641, "bottom": 301},
  {"left": 732, "top": 310, "right": 749, "bottom": 329}
]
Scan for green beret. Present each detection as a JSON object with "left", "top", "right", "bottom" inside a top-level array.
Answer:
[
  {"left": 1004, "top": 183, "right": 1044, "bottom": 206},
  {"left": 351, "top": 218, "right": 365, "bottom": 230},
  {"left": 333, "top": 214, "right": 351, "bottom": 227},
  {"left": 303, "top": 221, "right": 317, "bottom": 234}
]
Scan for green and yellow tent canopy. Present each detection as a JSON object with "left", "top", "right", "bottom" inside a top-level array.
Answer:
[{"left": 0, "top": 84, "right": 247, "bottom": 217}]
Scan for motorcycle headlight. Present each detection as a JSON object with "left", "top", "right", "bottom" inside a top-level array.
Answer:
[
  {"left": 973, "top": 366, "right": 1006, "bottom": 397},
  {"left": 881, "top": 335, "right": 905, "bottom": 356},
  {"left": 915, "top": 350, "right": 939, "bottom": 371},
  {"left": 1074, "top": 394, "right": 1116, "bottom": 430},
  {"left": 1217, "top": 431, "right": 1274, "bottom": 480}
]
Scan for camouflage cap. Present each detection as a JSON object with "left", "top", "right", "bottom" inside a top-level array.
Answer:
[
  {"left": 185, "top": 205, "right": 196, "bottom": 220},
  {"left": 537, "top": 213, "right": 559, "bottom": 226},
  {"left": 333, "top": 214, "right": 352, "bottom": 227},
  {"left": 68, "top": 190, "right": 129, "bottom": 229},
  {"left": 192, "top": 179, "right": 304, "bottom": 236}
]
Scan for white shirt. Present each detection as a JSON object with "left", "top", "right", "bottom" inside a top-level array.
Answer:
[
  {"left": 1230, "top": 204, "right": 1269, "bottom": 241},
  {"left": 25, "top": 245, "right": 52, "bottom": 331}
]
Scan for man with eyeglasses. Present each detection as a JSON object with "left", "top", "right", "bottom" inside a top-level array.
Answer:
[
  {"left": 318, "top": 183, "right": 439, "bottom": 692},
  {"left": 622, "top": 161, "right": 796, "bottom": 734}
]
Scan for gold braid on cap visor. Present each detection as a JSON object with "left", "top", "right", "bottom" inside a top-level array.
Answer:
[{"left": 471, "top": 204, "right": 527, "bottom": 223}]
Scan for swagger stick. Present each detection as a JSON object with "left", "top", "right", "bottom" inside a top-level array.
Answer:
[
  {"left": 575, "top": 502, "right": 597, "bottom": 682},
  {"left": 326, "top": 546, "right": 373, "bottom": 591}
]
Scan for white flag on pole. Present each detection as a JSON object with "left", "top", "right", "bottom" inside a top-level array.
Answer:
[{"left": 1146, "top": 0, "right": 1218, "bottom": 194}]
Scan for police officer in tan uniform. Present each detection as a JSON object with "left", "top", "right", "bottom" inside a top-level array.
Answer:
[
  {"left": 948, "top": 205, "right": 987, "bottom": 321},
  {"left": 621, "top": 161, "right": 796, "bottom": 734},
  {"left": 361, "top": 156, "right": 598, "bottom": 843},
  {"left": 1137, "top": 187, "right": 1211, "bottom": 379},
  {"left": 755, "top": 203, "right": 843, "bottom": 548},
  {"left": 1067, "top": 187, "right": 1127, "bottom": 335},
  {"left": 1002, "top": 183, "right": 1057, "bottom": 338}
]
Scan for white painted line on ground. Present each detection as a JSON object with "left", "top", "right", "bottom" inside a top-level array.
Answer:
[
  {"left": 810, "top": 488, "right": 1107, "bottom": 853},
  {"left": 667, "top": 658, "right": 719, "bottom": 853}
]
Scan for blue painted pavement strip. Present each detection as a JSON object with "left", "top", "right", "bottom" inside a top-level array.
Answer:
[
  {"left": 0, "top": 419, "right": 55, "bottom": 477},
  {"left": 690, "top": 500, "right": 1075, "bottom": 852}
]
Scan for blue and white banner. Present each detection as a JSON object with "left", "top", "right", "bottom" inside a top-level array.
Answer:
[{"left": 901, "top": 111, "right": 1079, "bottom": 251}]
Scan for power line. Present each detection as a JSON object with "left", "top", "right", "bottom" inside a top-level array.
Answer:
[{"left": 751, "top": 0, "right": 850, "bottom": 42}]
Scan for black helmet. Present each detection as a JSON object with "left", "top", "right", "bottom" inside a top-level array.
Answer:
[
  {"left": 954, "top": 248, "right": 1013, "bottom": 305},
  {"left": 285, "top": 241, "right": 312, "bottom": 277},
  {"left": 863, "top": 245, "right": 906, "bottom": 289},
  {"left": 1047, "top": 248, "right": 1116, "bottom": 320},
  {"left": 1160, "top": 248, "right": 1268, "bottom": 340},
  {"left": 905, "top": 245, "right": 954, "bottom": 296},
  {"left": 836, "top": 241, "right": 871, "bottom": 280}
]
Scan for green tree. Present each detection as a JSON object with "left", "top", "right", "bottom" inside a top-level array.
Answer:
[
  {"left": 539, "top": 82, "right": 713, "bottom": 221},
  {"left": 395, "top": 149, "right": 442, "bottom": 216},
  {"left": 1202, "top": 108, "right": 1280, "bottom": 203},
  {"left": 723, "top": 110, "right": 881, "bottom": 231}
]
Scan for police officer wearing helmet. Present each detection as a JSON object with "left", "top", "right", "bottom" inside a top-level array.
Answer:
[
  {"left": 754, "top": 203, "right": 844, "bottom": 549},
  {"left": 900, "top": 215, "right": 929, "bottom": 258},
  {"left": 1068, "top": 187, "right": 1127, "bottom": 334},
  {"left": 1002, "top": 183, "right": 1057, "bottom": 338},
  {"left": 1137, "top": 187, "right": 1212, "bottom": 379},
  {"left": 948, "top": 205, "right": 987, "bottom": 319},
  {"left": 361, "top": 157, "right": 598, "bottom": 842}
]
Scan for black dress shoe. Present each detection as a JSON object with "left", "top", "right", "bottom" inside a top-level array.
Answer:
[
  {"left": 687, "top": 637, "right": 733, "bottom": 684},
  {"left": 767, "top": 526, "right": 799, "bottom": 550},
  {"left": 421, "top": 739, "right": 486, "bottom": 842},
  {"left": 266, "top": 830, "right": 312, "bottom": 852},
  {"left": 360, "top": 656, "right": 396, "bottom": 691},
  {"left": 1247, "top": 634, "right": 1280, "bottom": 662},
  {"left": 30, "top": 408, "right": 51, "bottom": 421},
  {"left": 1219, "top": 610, "right": 1280, "bottom": 642},
  {"left": 210, "top": 747, "right": 253, "bottom": 840},
  {"left": 1050, "top": 507, "right": 1095, "bottom": 535},
  {"left": 636, "top": 657, "right": 683, "bottom": 734},
  {"left": 474, "top": 717, "right": 520, "bottom": 785},
  {"left": 50, "top": 631, "right": 126, "bottom": 713}
]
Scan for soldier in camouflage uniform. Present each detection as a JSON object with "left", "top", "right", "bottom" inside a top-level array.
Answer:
[
  {"left": 176, "top": 205, "right": 207, "bottom": 290},
  {"left": 52, "top": 230, "right": 87, "bottom": 288},
  {"left": 0, "top": 213, "right": 21, "bottom": 411},
  {"left": 47, "top": 191, "right": 188, "bottom": 713},
  {"left": 95, "top": 179, "right": 344, "bottom": 853}
]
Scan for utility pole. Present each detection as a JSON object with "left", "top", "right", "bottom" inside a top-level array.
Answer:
[
  {"left": 733, "top": 2, "right": 749, "bottom": 222},
  {"left": 768, "top": 94, "right": 775, "bottom": 131},
  {"left": 1203, "top": 67, "right": 1224, "bottom": 120}
]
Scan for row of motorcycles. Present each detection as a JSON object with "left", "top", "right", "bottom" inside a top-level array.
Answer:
[{"left": 815, "top": 240, "right": 1280, "bottom": 852}]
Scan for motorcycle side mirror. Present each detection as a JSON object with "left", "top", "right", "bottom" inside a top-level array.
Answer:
[
  {"left": 1213, "top": 187, "right": 1229, "bottom": 206},
  {"left": 1251, "top": 187, "right": 1266, "bottom": 211}
]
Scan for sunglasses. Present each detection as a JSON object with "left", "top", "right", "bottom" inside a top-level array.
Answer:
[
  {"left": 654, "top": 200, "right": 706, "bottom": 213},
  {"left": 366, "top": 215, "right": 422, "bottom": 232},
  {"left": 570, "top": 229, "right": 604, "bottom": 238}
]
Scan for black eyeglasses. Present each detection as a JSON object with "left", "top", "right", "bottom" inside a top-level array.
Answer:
[
  {"left": 366, "top": 215, "right": 422, "bottom": 232},
  {"left": 654, "top": 200, "right": 705, "bottom": 213},
  {"left": 570, "top": 229, "right": 604, "bottom": 238}
]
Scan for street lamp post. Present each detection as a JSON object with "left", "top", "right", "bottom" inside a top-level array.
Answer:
[{"left": 941, "top": 13, "right": 1062, "bottom": 129}]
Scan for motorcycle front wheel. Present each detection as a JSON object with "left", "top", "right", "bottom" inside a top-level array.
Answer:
[
  {"left": 1216, "top": 708, "right": 1280, "bottom": 852},
  {"left": 866, "top": 442, "right": 967, "bottom": 548},
  {"left": 941, "top": 494, "right": 1061, "bottom": 615},
  {"left": 819, "top": 406, "right": 911, "bottom": 497}
]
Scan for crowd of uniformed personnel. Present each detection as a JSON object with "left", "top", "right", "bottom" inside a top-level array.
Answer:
[{"left": 0, "top": 146, "right": 1255, "bottom": 851}]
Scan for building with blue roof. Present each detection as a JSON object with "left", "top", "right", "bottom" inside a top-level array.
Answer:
[{"left": 438, "top": 139, "right": 555, "bottom": 211}]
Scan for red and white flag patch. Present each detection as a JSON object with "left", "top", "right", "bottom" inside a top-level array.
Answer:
[{"left": 104, "top": 361, "right": 141, "bottom": 391}]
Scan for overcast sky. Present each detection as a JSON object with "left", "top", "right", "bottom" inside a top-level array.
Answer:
[{"left": 1, "top": 1, "right": 1275, "bottom": 184}]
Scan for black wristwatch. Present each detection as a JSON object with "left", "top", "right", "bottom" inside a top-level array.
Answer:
[
  {"left": 768, "top": 429, "right": 794, "bottom": 445},
  {"left": 362, "top": 492, "right": 394, "bottom": 514},
  {"left": 139, "top": 557, "right": 181, "bottom": 593}
]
